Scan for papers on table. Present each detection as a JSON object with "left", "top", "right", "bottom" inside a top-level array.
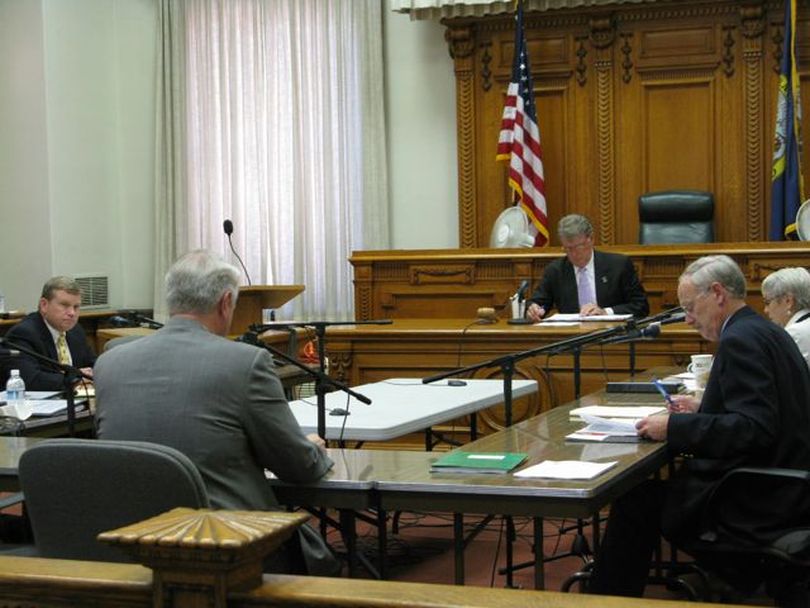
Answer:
[
  {"left": 566, "top": 413, "right": 647, "bottom": 443},
  {"left": 0, "top": 401, "right": 32, "bottom": 420},
  {"left": 541, "top": 313, "right": 633, "bottom": 323},
  {"left": 569, "top": 405, "right": 666, "bottom": 420},
  {"left": 514, "top": 460, "right": 617, "bottom": 480},
  {"left": 0, "top": 390, "right": 60, "bottom": 403},
  {"left": 0, "top": 399, "right": 84, "bottom": 420}
]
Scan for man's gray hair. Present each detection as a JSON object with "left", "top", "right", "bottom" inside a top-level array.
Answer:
[
  {"left": 41, "top": 276, "right": 81, "bottom": 301},
  {"left": 166, "top": 250, "right": 241, "bottom": 315},
  {"left": 762, "top": 267, "right": 810, "bottom": 310},
  {"left": 680, "top": 255, "right": 746, "bottom": 299},
  {"left": 557, "top": 214, "right": 593, "bottom": 240}
]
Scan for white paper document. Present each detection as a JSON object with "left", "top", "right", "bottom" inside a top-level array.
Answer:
[
  {"left": 514, "top": 460, "right": 618, "bottom": 480},
  {"left": 565, "top": 414, "right": 644, "bottom": 442},
  {"left": 569, "top": 405, "right": 666, "bottom": 420},
  {"left": 0, "top": 390, "right": 61, "bottom": 403},
  {"left": 541, "top": 313, "right": 633, "bottom": 322}
]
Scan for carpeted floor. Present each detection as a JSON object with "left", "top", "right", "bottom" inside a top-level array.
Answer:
[{"left": 323, "top": 510, "right": 776, "bottom": 604}]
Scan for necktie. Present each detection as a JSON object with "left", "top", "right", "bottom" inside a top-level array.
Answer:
[
  {"left": 577, "top": 267, "right": 596, "bottom": 307},
  {"left": 56, "top": 333, "right": 70, "bottom": 365}
]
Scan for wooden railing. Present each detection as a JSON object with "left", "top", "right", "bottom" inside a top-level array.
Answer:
[{"left": 0, "top": 508, "right": 742, "bottom": 608}]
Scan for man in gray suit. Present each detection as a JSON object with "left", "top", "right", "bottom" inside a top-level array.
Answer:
[{"left": 94, "top": 250, "right": 338, "bottom": 575}]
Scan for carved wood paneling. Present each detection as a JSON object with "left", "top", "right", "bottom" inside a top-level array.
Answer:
[
  {"left": 350, "top": 242, "right": 810, "bottom": 320},
  {"left": 445, "top": 0, "right": 807, "bottom": 247}
]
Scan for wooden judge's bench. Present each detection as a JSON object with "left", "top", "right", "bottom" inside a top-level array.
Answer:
[{"left": 328, "top": 242, "right": 809, "bottom": 444}]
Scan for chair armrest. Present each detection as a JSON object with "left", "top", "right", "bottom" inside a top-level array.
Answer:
[{"left": 701, "top": 467, "right": 810, "bottom": 546}]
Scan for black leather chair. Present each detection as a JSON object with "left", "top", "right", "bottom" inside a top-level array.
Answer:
[
  {"left": 638, "top": 190, "right": 714, "bottom": 244},
  {"left": 679, "top": 467, "right": 810, "bottom": 606},
  {"left": 18, "top": 438, "right": 210, "bottom": 562}
]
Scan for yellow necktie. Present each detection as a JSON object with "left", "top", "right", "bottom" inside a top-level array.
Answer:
[{"left": 56, "top": 333, "right": 70, "bottom": 365}]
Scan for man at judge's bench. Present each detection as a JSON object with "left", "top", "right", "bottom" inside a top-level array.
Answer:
[
  {"left": 94, "top": 250, "right": 339, "bottom": 576},
  {"left": 3, "top": 276, "right": 96, "bottom": 391},
  {"left": 525, "top": 214, "right": 649, "bottom": 320},
  {"left": 589, "top": 255, "right": 810, "bottom": 598}
]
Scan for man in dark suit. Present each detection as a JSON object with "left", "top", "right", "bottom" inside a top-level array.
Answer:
[
  {"left": 526, "top": 214, "right": 649, "bottom": 319},
  {"left": 589, "top": 255, "right": 810, "bottom": 597},
  {"left": 4, "top": 277, "right": 96, "bottom": 391},
  {"left": 94, "top": 250, "right": 339, "bottom": 576}
]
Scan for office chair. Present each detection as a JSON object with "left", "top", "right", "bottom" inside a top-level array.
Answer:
[
  {"left": 18, "top": 438, "right": 210, "bottom": 562},
  {"left": 638, "top": 190, "right": 714, "bottom": 244},
  {"left": 679, "top": 466, "right": 810, "bottom": 606}
]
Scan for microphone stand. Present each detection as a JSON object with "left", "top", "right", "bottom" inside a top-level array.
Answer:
[
  {"left": 0, "top": 337, "right": 91, "bottom": 437},
  {"left": 247, "top": 320, "right": 391, "bottom": 439},
  {"left": 422, "top": 320, "right": 634, "bottom": 427},
  {"left": 579, "top": 307, "right": 684, "bottom": 381}
]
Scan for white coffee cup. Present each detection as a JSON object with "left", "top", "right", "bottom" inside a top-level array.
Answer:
[{"left": 687, "top": 354, "right": 713, "bottom": 388}]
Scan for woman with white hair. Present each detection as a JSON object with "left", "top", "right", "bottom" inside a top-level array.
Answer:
[{"left": 761, "top": 266, "right": 810, "bottom": 369}]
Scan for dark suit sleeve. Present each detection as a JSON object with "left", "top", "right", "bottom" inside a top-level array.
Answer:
[
  {"left": 241, "top": 349, "right": 333, "bottom": 483},
  {"left": 528, "top": 259, "right": 564, "bottom": 314},
  {"left": 610, "top": 256, "right": 649, "bottom": 317},
  {"left": 667, "top": 332, "right": 778, "bottom": 459},
  {"left": 4, "top": 320, "right": 66, "bottom": 391}
]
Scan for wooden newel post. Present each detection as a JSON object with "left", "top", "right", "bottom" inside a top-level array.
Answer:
[{"left": 98, "top": 507, "right": 309, "bottom": 608}]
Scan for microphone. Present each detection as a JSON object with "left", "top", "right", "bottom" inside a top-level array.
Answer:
[
  {"left": 506, "top": 279, "right": 533, "bottom": 325},
  {"left": 516, "top": 279, "right": 530, "bottom": 301},
  {"left": 223, "top": 218, "right": 252, "bottom": 286},
  {"left": 123, "top": 311, "right": 164, "bottom": 330},
  {"left": 108, "top": 315, "right": 137, "bottom": 328},
  {"left": 599, "top": 311, "right": 684, "bottom": 346},
  {"left": 659, "top": 311, "right": 686, "bottom": 325},
  {"left": 600, "top": 323, "right": 661, "bottom": 345}
]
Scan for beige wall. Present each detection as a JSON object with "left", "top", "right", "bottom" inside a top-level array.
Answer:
[
  {"left": 0, "top": 0, "right": 458, "bottom": 310},
  {"left": 384, "top": 8, "right": 459, "bottom": 249}
]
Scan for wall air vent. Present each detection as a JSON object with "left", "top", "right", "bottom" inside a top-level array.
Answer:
[{"left": 75, "top": 275, "right": 109, "bottom": 309}]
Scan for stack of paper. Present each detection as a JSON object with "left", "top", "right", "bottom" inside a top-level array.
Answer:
[
  {"left": 569, "top": 405, "right": 666, "bottom": 420},
  {"left": 541, "top": 313, "right": 633, "bottom": 322},
  {"left": 566, "top": 414, "right": 644, "bottom": 443},
  {"left": 430, "top": 452, "right": 528, "bottom": 475},
  {"left": 514, "top": 460, "right": 617, "bottom": 480}
]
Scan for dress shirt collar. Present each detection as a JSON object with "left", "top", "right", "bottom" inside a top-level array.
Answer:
[{"left": 42, "top": 316, "right": 63, "bottom": 343}]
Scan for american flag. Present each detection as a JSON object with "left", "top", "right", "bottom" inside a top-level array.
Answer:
[{"left": 496, "top": 1, "right": 549, "bottom": 246}]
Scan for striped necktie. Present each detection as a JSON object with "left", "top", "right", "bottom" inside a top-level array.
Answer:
[{"left": 56, "top": 333, "right": 70, "bottom": 365}]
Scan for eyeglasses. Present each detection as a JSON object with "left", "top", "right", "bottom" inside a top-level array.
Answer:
[
  {"left": 562, "top": 238, "right": 592, "bottom": 253},
  {"left": 681, "top": 290, "right": 710, "bottom": 314}
]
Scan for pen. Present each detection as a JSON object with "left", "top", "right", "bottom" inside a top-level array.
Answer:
[{"left": 652, "top": 378, "right": 676, "bottom": 408}]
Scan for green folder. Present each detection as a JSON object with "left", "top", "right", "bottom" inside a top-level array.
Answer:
[{"left": 430, "top": 451, "right": 528, "bottom": 475}]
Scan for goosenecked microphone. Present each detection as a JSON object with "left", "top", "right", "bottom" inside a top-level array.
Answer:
[
  {"left": 600, "top": 323, "right": 661, "bottom": 345},
  {"left": 516, "top": 279, "right": 530, "bottom": 301},
  {"left": 223, "top": 218, "right": 252, "bottom": 286}
]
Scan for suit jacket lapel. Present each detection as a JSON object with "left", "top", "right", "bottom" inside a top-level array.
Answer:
[{"left": 34, "top": 314, "right": 59, "bottom": 362}]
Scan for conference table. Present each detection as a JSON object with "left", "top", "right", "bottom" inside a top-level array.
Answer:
[
  {"left": 269, "top": 379, "right": 672, "bottom": 588},
  {"left": 287, "top": 378, "right": 538, "bottom": 445}
]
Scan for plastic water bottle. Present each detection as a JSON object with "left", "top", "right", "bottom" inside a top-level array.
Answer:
[{"left": 5, "top": 370, "right": 25, "bottom": 407}]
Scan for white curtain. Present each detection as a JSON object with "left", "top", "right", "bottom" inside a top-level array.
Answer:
[{"left": 154, "top": 0, "right": 389, "bottom": 321}]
